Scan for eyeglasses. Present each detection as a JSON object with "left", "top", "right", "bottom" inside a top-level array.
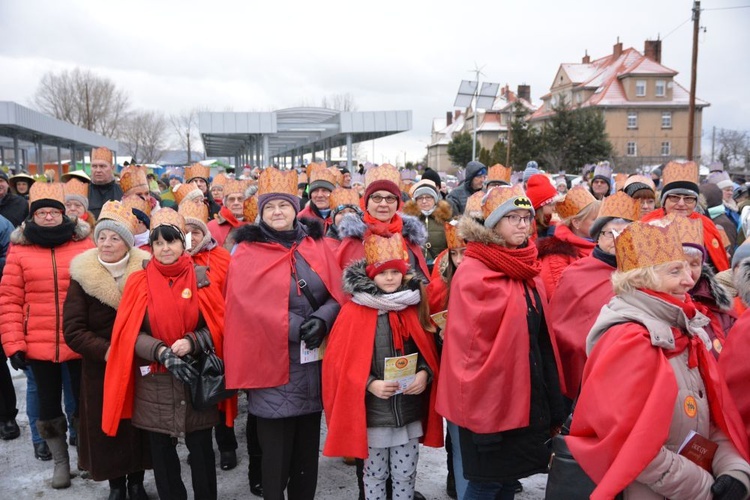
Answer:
[
  {"left": 415, "top": 195, "right": 434, "bottom": 202},
  {"left": 599, "top": 230, "right": 617, "bottom": 240},
  {"left": 34, "top": 209, "right": 63, "bottom": 219},
  {"left": 502, "top": 214, "right": 531, "bottom": 226},
  {"left": 665, "top": 194, "right": 697, "bottom": 206},
  {"left": 370, "top": 194, "right": 399, "bottom": 204}
]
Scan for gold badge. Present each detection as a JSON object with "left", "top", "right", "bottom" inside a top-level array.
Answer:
[
  {"left": 683, "top": 395, "right": 698, "bottom": 418},
  {"left": 713, "top": 339, "right": 723, "bottom": 353},
  {"left": 181, "top": 288, "right": 192, "bottom": 299},
  {"left": 712, "top": 239, "right": 720, "bottom": 248}
]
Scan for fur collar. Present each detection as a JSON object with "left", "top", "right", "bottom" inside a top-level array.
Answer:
[
  {"left": 69, "top": 247, "right": 151, "bottom": 309},
  {"left": 342, "top": 259, "right": 416, "bottom": 296},
  {"left": 401, "top": 199, "right": 453, "bottom": 224},
  {"left": 734, "top": 260, "right": 750, "bottom": 307},
  {"left": 326, "top": 224, "right": 342, "bottom": 241},
  {"left": 10, "top": 218, "right": 91, "bottom": 245},
  {"left": 233, "top": 217, "right": 324, "bottom": 244},
  {"left": 537, "top": 234, "right": 579, "bottom": 259},
  {"left": 457, "top": 215, "right": 505, "bottom": 245},
  {"left": 693, "top": 263, "right": 732, "bottom": 310},
  {"left": 336, "top": 213, "right": 428, "bottom": 247}
]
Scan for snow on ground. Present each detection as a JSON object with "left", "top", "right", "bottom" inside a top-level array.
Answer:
[{"left": 2, "top": 362, "right": 546, "bottom": 499}]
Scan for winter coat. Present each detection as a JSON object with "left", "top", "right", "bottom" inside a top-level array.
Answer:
[
  {"left": 0, "top": 192, "right": 29, "bottom": 227},
  {"left": 569, "top": 291, "right": 750, "bottom": 499},
  {"left": 446, "top": 162, "right": 485, "bottom": 215},
  {"left": 88, "top": 181, "right": 123, "bottom": 220},
  {"left": 537, "top": 224, "right": 595, "bottom": 297},
  {"left": 0, "top": 219, "right": 94, "bottom": 361},
  {"left": 401, "top": 199, "right": 452, "bottom": 267},
  {"left": 298, "top": 203, "right": 333, "bottom": 233},
  {"left": 0, "top": 214, "right": 12, "bottom": 278},
  {"left": 712, "top": 212, "right": 738, "bottom": 254},
  {"left": 690, "top": 264, "right": 736, "bottom": 359},
  {"left": 63, "top": 247, "right": 152, "bottom": 481}
]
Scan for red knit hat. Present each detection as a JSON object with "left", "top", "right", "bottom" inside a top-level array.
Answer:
[{"left": 525, "top": 174, "right": 559, "bottom": 210}]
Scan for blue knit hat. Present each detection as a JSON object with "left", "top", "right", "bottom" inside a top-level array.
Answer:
[{"left": 523, "top": 161, "right": 540, "bottom": 183}]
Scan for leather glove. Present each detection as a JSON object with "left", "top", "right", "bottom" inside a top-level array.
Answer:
[
  {"left": 9, "top": 352, "right": 28, "bottom": 371},
  {"left": 712, "top": 474, "right": 748, "bottom": 500},
  {"left": 405, "top": 276, "right": 424, "bottom": 291},
  {"left": 299, "top": 318, "right": 327, "bottom": 350},
  {"left": 158, "top": 347, "right": 199, "bottom": 385}
]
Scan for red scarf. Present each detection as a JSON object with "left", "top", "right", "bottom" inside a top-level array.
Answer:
[
  {"left": 464, "top": 240, "right": 541, "bottom": 281},
  {"left": 219, "top": 206, "right": 242, "bottom": 228},
  {"left": 364, "top": 212, "right": 404, "bottom": 237},
  {"left": 146, "top": 254, "right": 198, "bottom": 347}
]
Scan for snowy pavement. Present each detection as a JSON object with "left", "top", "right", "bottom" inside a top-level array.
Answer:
[{"left": 2, "top": 362, "right": 546, "bottom": 499}]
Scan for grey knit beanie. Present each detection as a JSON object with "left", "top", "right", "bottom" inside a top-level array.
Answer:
[{"left": 94, "top": 219, "right": 134, "bottom": 249}]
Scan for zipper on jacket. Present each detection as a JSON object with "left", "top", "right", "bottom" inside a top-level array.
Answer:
[{"left": 51, "top": 248, "right": 60, "bottom": 362}]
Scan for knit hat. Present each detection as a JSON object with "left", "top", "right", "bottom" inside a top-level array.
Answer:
[
  {"left": 257, "top": 168, "right": 300, "bottom": 214},
  {"left": 95, "top": 200, "right": 137, "bottom": 248},
  {"left": 421, "top": 168, "right": 442, "bottom": 189},
  {"left": 64, "top": 178, "right": 89, "bottom": 211},
  {"left": 623, "top": 175, "right": 656, "bottom": 198},
  {"left": 522, "top": 161, "right": 540, "bottom": 183},
  {"left": 707, "top": 171, "right": 734, "bottom": 191},
  {"left": 660, "top": 161, "right": 699, "bottom": 203},
  {"left": 525, "top": 174, "right": 559, "bottom": 210},
  {"left": 732, "top": 241, "right": 750, "bottom": 268},
  {"left": 364, "top": 164, "right": 401, "bottom": 207},
  {"left": 589, "top": 191, "right": 641, "bottom": 238},
  {"left": 592, "top": 162, "right": 613, "bottom": 186},
  {"left": 483, "top": 185, "right": 535, "bottom": 229},
  {"left": 0, "top": 170, "right": 9, "bottom": 183},
  {"left": 409, "top": 179, "right": 439, "bottom": 203},
  {"left": 364, "top": 231, "right": 409, "bottom": 279},
  {"left": 699, "top": 183, "right": 723, "bottom": 209},
  {"left": 29, "top": 182, "right": 65, "bottom": 213}
]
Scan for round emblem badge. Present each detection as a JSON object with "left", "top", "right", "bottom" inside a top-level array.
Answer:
[
  {"left": 713, "top": 339, "right": 723, "bottom": 353},
  {"left": 181, "top": 288, "right": 192, "bottom": 299},
  {"left": 712, "top": 239, "right": 720, "bottom": 248},
  {"left": 684, "top": 395, "right": 698, "bottom": 418}
]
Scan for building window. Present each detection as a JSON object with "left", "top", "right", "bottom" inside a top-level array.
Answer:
[
  {"left": 655, "top": 80, "right": 666, "bottom": 97},
  {"left": 661, "top": 141, "right": 671, "bottom": 156},
  {"left": 661, "top": 112, "right": 672, "bottom": 128},
  {"left": 627, "top": 141, "right": 637, "bottom": 156},
  {"left": 627, "top": 112, "right": 638, "bottom": 129},
  {"left": 635, "top": 80, "right": 646, "bottom": 97}
]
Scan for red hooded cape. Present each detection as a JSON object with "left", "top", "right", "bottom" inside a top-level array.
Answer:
[
  {"left": 720, "top": 309, "right": 750, "bottom": 449},
  {"left": 102, "top": 266, "right": 237, "bottom": 437},
  {"left": 538, "top": 224, "right": 596, "bottom": 297},
  {"left": 206, "top": 206, "right": 243, "bottom": 248},
  {"left": 223, "top": 235, "right": 345, "bottom": 389},
  {"left": 568, "top": 322, "right": 749, "bottom": 499},
  {"left": 426, "top": 249, "right": 450, "bottom": 314},
  {"left": 322, "top": 302, "right": 443, "bottom": 458},
  {"left": 642, "top": 208, "right": 730, "bottom": 271},
  {"left": 192, "top": 245, "right": 231, "bottom": 293},
  {"left": 548, "top": 255, "right": 615, "bottom": 399},
  {"left": 435, "top": 255, "right": 565, "bottom": 433}
]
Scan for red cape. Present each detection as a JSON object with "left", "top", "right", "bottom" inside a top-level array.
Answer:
[
  {"left": 720, "top": 309, "right": 750, "bottom": 449},
  {"left": 642, "top": 208, "right": 730, "bottom": 271},
  {"left": 435, "top": 255, "right": 565, "bottom": 433},
  {"left": 426, "top": 249, "right": 450, "bottom": 314},
  {"left": 223, "top": 235, "right": 345, "bottom": 389},
  {"left": 206, "top": 207, "right": 243, "bottom": 248},
  {"left": 548, "top": 255, "right": 615, "bottom": 399},
  {"left": 322, "top": 302, "right": 443, "bottom": 458},
  {"left": 192, "top": 245, "right": 231, "bottom": 294},
  {"left": 102, "top": 265, "right": 237, "bottom": 437},
  {"left": 568, "top": 322, "right": 748, "bottom": 499},
  {"left": 298, "top": 206, "right": 333, "bottom": 232}
]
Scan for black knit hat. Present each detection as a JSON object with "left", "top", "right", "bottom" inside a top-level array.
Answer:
[{"left": 421, "top": 168, "right": 442, "bottom": 189}]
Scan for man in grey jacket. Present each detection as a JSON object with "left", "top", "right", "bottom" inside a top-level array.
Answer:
[{"left": 446, "top": 161, "right": 487, "bottom": 215}]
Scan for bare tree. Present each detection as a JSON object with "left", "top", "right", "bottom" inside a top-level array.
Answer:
[
  {"left": 717, "top": 128, "right": 749, "bottom": 170},
  {"left": 170, "top": 108, "right": 202, "bottom": 164},
  {"left": 32, "top": 67, "right": 130, "bottom": 137},
  {"left": 120, "top": 111, "right": 169, "bottom": 163}
]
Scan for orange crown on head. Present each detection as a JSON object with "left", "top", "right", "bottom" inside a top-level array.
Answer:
[
  {"left": 64, "top": 178, "right": 89, "bottom": 199},
  {"left": 122, "top": 194, "right": 152, "bottom": 217},
  {"left": 329, "top": 187, "right": 360, "bottom": 209},
  {"left": 445, "top": 221, "right": 466, "bottom": 250},
  {"left": 306, "top": 162, "right": 326, "bottom": 179},
  {"left": 223, "top": 180, "right": 246, "bottom": 197},
  {"left": 30, "top": 182, "right": 65, "bottom": 206},
  {"left": 173, "top": 183, "right": 203, "bottom": 206},
  {"left": 662, "top": 161, "right": 699, "bottom": 187},
  {"left": 243, "top": 196, "right": 259, "bottom": 222},
  {"left": 184, "top": 163, "right": 210, "bottom": 182},
  {"left": 178, "top": 200, "right": 209, "bottom": 223},
  {"left": 615, "top": 219, "right": 685, "bottom": 272},
  {"left": 365, "top": 164, "right": 401, "bottom": 188},
  {"left": 665, "top": 213, "right": 703, "bottom": 247},
  {"left": 212, "top": 173, "right": 229, "bottom": 187},
  {"left": 487, "top": 164, "right": 512, "bottom": 184},
  {"left": 364, "top": 232, "right": 409, "bottom": 267},
  {"left": 98, "top": 200, "right": 137, "bottom": 234},
  {"left": 481, "top": 184, "right": 531, "bottom": 221},
  {"left": 327, "top": 167, "right": 344, "bottom": 187},
  {"left": 258, "top": 168, "right": 298, "bottom": 196},
  {"left": 309, "top": 168, "right": 339, "bottom": 188},
  {"left": 597, "top": 191, "right": 641, "bottom": 222},
  {"left": 613, "top": 173, "right": 629, "bottom": 192},
  {"left": 119, "top": 165, "right": 149, "bottom": 194},
  {"left": 556, "top": 185, "right": 596, "bottom": 220},
  {"left": 150, "top": 207, "right": 185, "bottom": 234},
  {"left": 91, "top": 147, "right": 113, "bottom": 165},
  {"left": 464, "top": 191, "right": 485, "bottom": 218}
]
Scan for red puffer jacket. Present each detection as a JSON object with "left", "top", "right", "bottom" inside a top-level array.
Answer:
[{"left": 0, "top": 220, "right": 94, "bottom": 362}]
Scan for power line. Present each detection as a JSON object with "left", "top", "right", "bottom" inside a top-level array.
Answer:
[
  {"left": 702, "top": 5, "right": 750, "bottom": 11},
  {"left": 662, "top": 17, "right": 691, "bottom": 40}
]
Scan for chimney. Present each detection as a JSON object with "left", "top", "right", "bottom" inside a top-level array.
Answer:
[
  {"left": 446, "top": 111, "right": 453, "bottom": 126},
  {"left": 517, "top": 84, "right": 531, "bottom": 103},
  {"left": 454, "top": 110, "right": 462, "bottom": 120},
  {"left": 582, "top": 50, "right": 590, "bottom": 64},
  {"left": 613, "top": 38, "right": 623, "bottom": 59},
  {"left": 644, "top": 39, "right": 662, "bottom": 63}
]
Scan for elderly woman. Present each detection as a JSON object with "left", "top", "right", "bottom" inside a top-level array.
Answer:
[
  {"left": 64, "top": 178, "right": 96, "bottom": 234},
  {"left": 565, "top": 218, "right": 750, "bottom": 500},
  {"left": 0, "top": 182, "right": 94, "bottom": 489},
  {"left": 224, "top": 168, "right": 344, "bottom": 500},
  {"left": 436, "top": 185, "right": 565, "bottom": 500},
  {"left": 103, "top": 208, "right": 234, "bottom": 500},
  {"left": 402, "top": 179, "right": 453, "bottom": 273},
  {"left": 324, "top": 187, "right": 362, "bottom": 250},
  {"left": 538, "top": 185, "right": 600, "bottom": 296},
  {"left": 63, "top": 201, "right": 152, "bottom": 499}
]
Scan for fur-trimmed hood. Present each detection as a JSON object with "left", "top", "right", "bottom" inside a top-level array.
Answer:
[
  {"left": 734, "top": 259, "right": 750, "bottom": 307},
  {"left": 342, "top": 259, "right": 417, "bottom": 296},
  {"left": 326, "top": 223, "right": 342, "bottom": 241},
  {"left": 536, "top": 234, "right": 579, "bottom": 259},
  {"left": 10, "top": 217, "right": 91, "bottom": 245},
  {"left": 69, "top": 247, "right": 151, "bottom": 309},
  {"left": 691, "top": 263, "right": 733, "bottom": 311},
  {"left": 401, "top": 199, "right": 453, "bottom": 224},
  {"left": 457, "top": 214, "right": 506, "bottom": 245},
  {"left": 233, "top": 217, "right": 324, "bottom": 244},
  {"left": 336, "top": 213, "right": 428, "bottom": 247}
]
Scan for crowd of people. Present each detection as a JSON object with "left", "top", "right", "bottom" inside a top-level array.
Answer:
[{"left": 1, "top": 149, "right": 750, "bottom": 500}]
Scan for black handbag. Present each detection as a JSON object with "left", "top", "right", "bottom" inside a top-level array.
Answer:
[
  {"left": 544, "top": 408, "right": 597, "bottom": 500},
  {"left": 189, "top": 328, "right": 237, "bottom": 411}
]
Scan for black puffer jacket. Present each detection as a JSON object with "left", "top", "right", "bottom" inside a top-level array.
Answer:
[{"left": 0, "top": 192, "right": 29, "bottom": 227}]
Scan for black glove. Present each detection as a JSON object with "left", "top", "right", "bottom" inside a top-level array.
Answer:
[
  {"left": 158, "top": 347, "right": 199, "bottom": 385},
  {"left": 712, "top": 474, "right": 748, "bottom": 500},
  {"left": 406, "top": 277, "right": 424, "bottom": 291},
  {"left": 9, "top": 352, "right": 28, "bottom": 371},
  {"left": 299, "top": 318, "right": 327, "bottom": 350}
]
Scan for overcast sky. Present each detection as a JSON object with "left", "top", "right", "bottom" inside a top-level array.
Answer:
[{"left": 1, "top": 0, "right": 748, "bottom": 167}]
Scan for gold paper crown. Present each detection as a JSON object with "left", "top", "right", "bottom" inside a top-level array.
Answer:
[
  {"left": 556, "top": 185, "right": 596, "bottom": 220},
  {"left": 662, "top": 161, "right": 699, "bottom": 187},
  {"left": 613, "top": 173, "right": 629, "bottom": 192},
  {"left": 482, "top": 184, "right": 531, "bottom": 220},
  {"left": 185, "top": 163, "right": 210, "bottom": 182},
  {"left": 258, "top": 168, "right": 298, "bottom": 196},
  {"left": 666, "top": 213, "right": 703, "bottom": 247},
  {"left": 306, "top": 162, "right": 326, "bottom": 179},
  {"left": 122, "top": 194, "right": 152, "bottom": 217},
  {"left": 64, "top": 178, "right": 89, "bottom": 199},
  {"left": 211, "top": 173, "right": 229, "bottom": 187},
  {"left": 223, "top": 180, "right": 246, "bottom": 197},
  {"left": 465, "top": 191, "right": 485, "bottom": 218},
  {"left": 327, "top": 167, "right": 344, "bottom": 187},
  {"left": 173, "top": 183, "right": 203, "bottom": 206},
  {"left": 151, "top": 207, "right": 185, "bottom": 234},
  {"left": 364, "top": 232, "right": 409, "bottom": 267},
  {"left": 365, "top": 164, "right": 400, "bottom": 188},
  {"left": 91, "top": 147, "right": 113, "bottom": 164},
  {"left": 298, "top": 172, "right": 309, "bottom": 184},
  {"left": 615, "top": 220, "right": 685, "bottom": 272},
  {"left": 444, "top": 221, "right": 466, "bottom": 250},
  {"left": 98, "top": 200, "right": 138, "bottom": 234},
  {"left": 597, "top": 191, "right": 641, "bottom": 222},
  {"left": 487, "top": 164, "right": 512, "bottom": 184},
  {"left": 309, "top": 167, "right": 339, "bottom": 187},
  {"left": 30, "top": 182, "right": 65, "bottom": 205},
  {"left": 243, "top": 196, "right": 259, "bottom": 222},
  {"left": 329, "top": 187, "right": 360, "bottom": 209},
  {"left": 178, "top": 200, "right": 209, "bottom": 223},
  {"left": 120, "top": 165, "right": 149, "bottom": 194}
]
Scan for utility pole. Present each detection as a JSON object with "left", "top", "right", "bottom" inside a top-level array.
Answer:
[
  {"left": 711, "top": 125, "right": 716, "bottom": 162},
  {"left": 687, "top": 0, "right": 700, "bottom": 161},
  {"left": 472, "top": 67, "right": 481, "bottom": 162}
]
